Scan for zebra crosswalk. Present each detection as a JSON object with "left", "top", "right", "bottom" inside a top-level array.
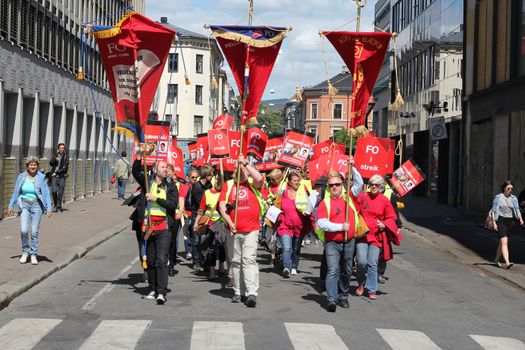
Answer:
[{"left": 0, "top": 318, "right": 523, "bottom": 350}]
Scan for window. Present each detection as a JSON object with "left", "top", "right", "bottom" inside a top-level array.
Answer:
[
  {"left": 195, "top": 85, "right": 203, "bottom": 105},
  {"left": 308, "top": 126, "right": 318, "bottom": 143},
  {"left": 167, "top": 84, "right": 178, "bottom": 104},
  {"left": 331, "top": 126, "right": 342, "bottom": 138},
  {"left": 194, "top": 115, "right": 203, "bottom": 135},
  {"left": 196, "top": 54, "right": 203, "bottom": 73},
  {"left": 168, "top": 53, "right": 178, "bottom": 72},
  {"left": 310, "top": 103, "right": 318, "bottom": 119},
  {"left": 167, "top": 114, "right": 179, "bottom": 136},
  {"left": 333, "top": 103, "right": 343, "bottom": 119}
]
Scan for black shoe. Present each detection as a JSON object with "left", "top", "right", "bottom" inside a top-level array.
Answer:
[
  {"left": 245, "top": 295, "right": 257, "bottom": 308},
  {"left": 231, "top": 294, "right": 242, "bottom": 303},
  {"left": 156, "top": 294, "right": 166, "bottom": 305},
  {"left": 378, "top": 275, "right": 387, "bottom": 284},
  {"left": 337, "top": 299, "right": 349, "bottom": 308},
  {"left": 327, "top": 302, "right": 337, "bottom": 312},
  {"left": 168, "top": 267, "right": 176, "bottom": 277}
]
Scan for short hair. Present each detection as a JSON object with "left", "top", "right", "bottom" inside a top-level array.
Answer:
[
  {"left": 26, "top": 156, "right": 40, "bottom": 167},
  {"left": 369, "top": 174, "right": 386, "bottom": 188},
  {"left": 121, "top": 151, "right": 127, "bottom": 157},
  {"left": 268, "top": 168, "right": 283, "bottom": 181},
  {"left": 287, "top": 170, "right": 301, "bottom": 182},
  {"left": 327, "top": 174, "right": 343, "bottom": 183},
  {"left": 166, "top": 164, "right": 175, "bottom": 172},
  {"left": 200, "top": 164, "right": 214, "bottom": 178},
  {"left": 57, "top": 143, "right": 66, "bottom": 149},
  {"left": 501, "top": 180, "right": 513, "bottom": 192}
]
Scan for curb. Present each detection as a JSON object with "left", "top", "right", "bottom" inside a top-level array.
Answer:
[
  {"left": 0, "top": 220, "right": 131, "bottom": 311},
  {"left": 401, "top": 216, "right": 525, "bottom": 292}
]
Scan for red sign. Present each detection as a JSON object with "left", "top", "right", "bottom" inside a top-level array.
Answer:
[
  {"left": 141, "top": 121, "right": 170, "bottom": 166},
  {"left": 277, "top": 131, "right": 315, "bottom": 170},
  {"left": 389, "top": 159, "right": 426, "bottom": 197},
  {"left": 167, "top": 145, "right": 185, "bottom": 179},
  {"left": 312, "top": 139, "right": 346, "bottom": 160},
  {"left": 256, "top": 137, "right": 284, "bottom": 171},
  {"left": 194, "top": 134, "right": 209, "bottom": 167},
  {"left": 208, "top": 129, "right": 230, "bottom": 158},
  {"left": 354, "top": 135, "right": 395, "bottom": 178},
  {"left": 212, "top": 114, "right": 234, "bottom": 130},
  {"left": 331, "top": 153, "right": 349, "bottom": 175},
  {"left": 243, "top": 127, "right": 268, "bottom": 162}
]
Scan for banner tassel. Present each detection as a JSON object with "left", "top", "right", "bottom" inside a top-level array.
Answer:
[
  {"left": 295, "top": 86, "right": 303, "bottom": 101},
  {"left": 327, "top": 80, "right": 339, "bottom": 95},
  {"left": 185, "top": 73, "right": 191, "bottom": 85},
  {"left": 211, "top": 75, "right": 219, "bottom": 89},
  {"left": 77, "top": 66, "right": 84, "bottom": 80}
]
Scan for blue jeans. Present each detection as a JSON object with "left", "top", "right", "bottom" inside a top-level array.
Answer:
[
  {"left": 325, "top": 240, "right": 356, "bottom": 302},
  {"left": 19, "top": 200, "right": 44, "bottom": 256},
  {"left": 356, "top": 242, "right": 381, "bottom": 293},
  {"left": 117, "top": 178, "right": 127, "bottom": 199},
  {"left": 280, "top": 234, "right": 304, "bottom": 270}
]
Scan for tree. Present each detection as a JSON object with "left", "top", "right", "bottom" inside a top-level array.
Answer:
[
  {"left": 256, "top": 105, "right": 284, "bottom": 137},
  {"left": 334, "top": 128, "right": 357, "bottom": 152}
]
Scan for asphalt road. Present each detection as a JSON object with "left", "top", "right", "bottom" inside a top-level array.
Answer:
[{"left": 0, "top": 229, "right": 524, "bottom": 350}]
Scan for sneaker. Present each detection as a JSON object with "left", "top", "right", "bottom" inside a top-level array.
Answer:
[
  {"left": 337, "top": 299, "right": 349, "bottom": 308},
  {"left": 505, "top": 262, "right": 514, "bottom": 269},
  {"left": 378, "top": 275, "right": 386, "bottom": 284},
  {"left": 156, "top": 294, "right": 166, "bottom": 305},
  {"left": 495, "top": 261, "right": 503, "bottom": 268},
  {"left": 185, "top": 252, "right": 192, "bottom": 260},
  {"left": 226, "top": 278, "right": 234, "bottom": 288},
  {"left": 291, "top": 268, "right": 297, "bottom": 275},
  {"left": 282, "top": 268, "right": 290, "bottom": 278},
  {"left": 30, "top": 255, "right": 38, "bottom": 265},
  {"left": 245, "top": 295, "right": 257, "bottom": 308},
  {"left": 355, "top": 284, "right": 365, "bottom": 296},
  {"left": 327, "top": 302, "right": 337, "bottom": 312},
  {"left": 19, "top": 252, "right": 29, "bottom": 264},
  {"left": 145, "top": 291, "right": 156, "bottom": 300},
  {"left": 369, "top": 292, "right": 377, "bottom": 300},
  {"left": 231, "top": 294, "right": 242, "bottom": 303},
  {"left": 270, "top": 259, "right": 276, "bottom": 268}
]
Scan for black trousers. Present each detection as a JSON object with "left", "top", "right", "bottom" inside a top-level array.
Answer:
[
  {"left": 146, "top": 229, "right": 170, "bottom": 295},
  {"left": 203, "top": 230, "right": 226, "bottom": 267},
  {"left": 168, "top": 219, "right": 182, "bottom": 265}
]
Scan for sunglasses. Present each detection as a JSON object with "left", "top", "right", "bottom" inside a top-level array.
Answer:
[
  {"left": 190, "top": 176, "right": 198, "bottom": 179},
  {"left": 369, "top": 183, "right": 381, "bottom": 187},
  {"left": 506, "top": 187, "right": 513, "bottom": 190},
  {"left": 328, "top": 183, "right": 342, "bottom": 188}
]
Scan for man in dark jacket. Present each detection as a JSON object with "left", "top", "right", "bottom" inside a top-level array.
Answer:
[
  {"left": 131, "top": 146, "right": 178, "bottom": 305},
  {"left": 51, "top": 143, "right": 69, "bottom": 212}
]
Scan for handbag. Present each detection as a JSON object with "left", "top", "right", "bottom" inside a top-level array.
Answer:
[
  {"left": 196, "top": 214, "right": 211, "bottom": 235},
  {"left": 484, "top": 210, "right": 496, "bottom": 231},
  {"left": 355, "top": 213, "right": 370, "bottom": 239},
  {"left": 111, "top": 175, "right": 116, "bottom": 184}
]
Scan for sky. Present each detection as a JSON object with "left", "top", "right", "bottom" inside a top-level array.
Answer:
[{"left": 144, "top": 0, "right": 376, "bottom": 100}]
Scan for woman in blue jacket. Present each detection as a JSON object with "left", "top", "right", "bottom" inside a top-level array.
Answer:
[
  {"left": 491, "top": 180, "right": 524, "bottom": 269},
  {"left": 7, "top": 157, "right": 53, "bottom": 265}
]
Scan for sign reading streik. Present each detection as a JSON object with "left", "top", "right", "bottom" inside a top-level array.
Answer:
[
  {"left": 208, "top": 129, "right": 230, "bottom": 158},
  {"left": 354, "top": 135, "right": 395, "bottom": 178}
]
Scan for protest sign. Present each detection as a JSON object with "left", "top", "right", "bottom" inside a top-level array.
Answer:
[
  {"left": 141, "top": 121, "right": 170, "bottom": 166},
  {"left": 256, "top": 137, "right": 283, "bottom": 171},
  {"left": 212, "top": 114, "right": 234, "bottom": 130},
  {"left": 167, "top": 145, "right": 185, "bottom": 179},
  {"left": 389, "top": 158, "right": 426, "bottom": 197},
  {"left": 243, "top": 127, "right": 268, "bottom": 162},
  {"left": 354, "top": 135, "right": 395, "bottom": 178},
  {"left": 208, "top": 129, "right": 230, "bottom": 158},
  {"left": 312, "top": 139, "right": 346, "bottom": 160},
  {"left": 277, "top": 131, "right": 315, "bottom": 169}
]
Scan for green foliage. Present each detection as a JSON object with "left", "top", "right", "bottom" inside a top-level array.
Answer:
[
  {"left": 334, "top": 128, "right": 357, "bottom": 148},
  {"left": 256, "top": 105, "right": 284, "bottom": 137}
]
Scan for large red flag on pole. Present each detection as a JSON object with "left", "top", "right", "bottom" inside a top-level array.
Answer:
[
  {"left": 93, "top": 11, "right": 175, "bottom": 141},
  {"left": 322, "top": 32, "right": 391, "bottom": 134},
  {"left": 208, "top": 25, "right": 289, "bottom": 126}
]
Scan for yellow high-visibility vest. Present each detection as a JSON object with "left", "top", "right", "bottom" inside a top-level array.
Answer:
[
  {"left": 145, "top": 181, "right": 167, "bottom": 217},
  {"left": 204, "top": 189, "right": 222, "bottom": 222}
]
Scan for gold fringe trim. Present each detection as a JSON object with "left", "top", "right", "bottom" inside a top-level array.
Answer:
[
  {"left": 394, "top": 90, "right": 405, "bottom": 108},
  {"left": 77, "top": 67, "right": 83, "bottom": 80},
  {"left": 211, "top": 75, "right": 218, "bottom": 89},
  {"left": 327, "top": 80, "right": 339, "bottom": 95},
  {"left": 354, "top": 125, "right": 369, "bottom": 138},
  {"left": 185, "top": 74, "right": 191, "bottom": 85},
  {"left": 294, "top": 86, "right": 303, "bottom": 101},
  {"left": 212, "top": 30, "right": 287, "bottom": 48},
  {"left": 240, "top": 124, "right": 246, "bottom": 133},
  {"left": 347, "top": 128, "right": 356, "bottom": 139},
  {"left": 114, "top": 125, "right": 139, "bottom": 140},
  {"left": 92, "top": 10, "right": 135, "bottom": 39},
  {"left": 245, "top": 117, "right": 258, "bottom": 127}
]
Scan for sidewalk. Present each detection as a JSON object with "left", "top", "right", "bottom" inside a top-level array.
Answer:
[
  {"left": 400, "top": 195, "right": 525, "bottom": 291},
  {"left": 0, "top": 191, "right": 134, "bottom": 310}
]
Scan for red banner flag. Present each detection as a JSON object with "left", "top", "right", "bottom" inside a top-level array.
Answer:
[
  {"left": 278, "top": 131, "right": 315, "bottom": 170},
  {"left": 323, "top": 32, "right": 391, "bottom": 130},
  {"left": 209, "top": 26, "right": 288, "bottom": 125},
  {"left": 208, "top": 129, "right": 230, "bottom": 158},
  {"left": 167, "top": 145, "right": 185, "bottom": 179},
  {"left": 354, "top": 135, "right": 396, "bottom": 178},
  {"left": 312, "top": 139, "right": 346, "bottom": 160},
  {"left": 93, "top": 12, "right": 175, "bottom": 140},
  {"left": 243, "top": 127, "right": 268, "bottom": 162},
  {"left": 212, "top": 114, "right": 234, "bottom": 130},
  {"left": 256, "top": 137, "right": 284, "bottom": 171},
  {"left": 194, "top": 134, "right": 209, "bottom": 167}
]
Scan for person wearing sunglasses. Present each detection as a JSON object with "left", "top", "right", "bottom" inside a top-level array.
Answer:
[
  {"left": 316, "top": 174, "right": 359, "bottom": 312},
  {"left": 355, "top": 174, "right": 400, "bottom": 301},
  {"left": 490, "top": 180, "right": 523, "bottom": 268}
]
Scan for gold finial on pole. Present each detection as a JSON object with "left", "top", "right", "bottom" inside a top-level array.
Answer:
[
  {"left": 249, "top": 0, "right": 254, "bottom": 25},
  {"left": 354, "top": 0, "right": 367, "bottom": 32}
]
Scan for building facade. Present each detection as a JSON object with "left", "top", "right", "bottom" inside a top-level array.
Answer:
[
  {"left": 463, "top": 0, "right": 525, "bottom": 213},
  {"left": 303, "top": 70, "right": 353, "bottom": 143},
  {"left": 0, "top": 0, "right": 144, "bottom": 218}
]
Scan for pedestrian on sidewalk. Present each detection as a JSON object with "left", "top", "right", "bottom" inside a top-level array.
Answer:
[
  {"left": 132, "top": 145, "right": 178, "bottom": 305},
  {"left": 491, "top": 180, "right": 524, "bottom": 269},
  {"left": 50, "top": 143, "right": 69, "bottom": 212},
  {"left": 114, "top": 151, "right": 131, "bottom": 200},
  {"left": 7, "top": 157, "right": 53, "bottom": 265},
  {"left": 219, "top": 155, "right": 265, "bottom": 308}
]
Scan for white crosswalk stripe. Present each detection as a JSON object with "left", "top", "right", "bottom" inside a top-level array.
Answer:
[
  {"left": 470, "top": 335, "right": 525, "bottom": 350},
  {"left": 190, "top": 321, "right": 245, "bottom": 350},
  {"left": 285, "top": 323, "right": 348, "bottom": 350},
  {"left": 377, "top": 328, "right": 442, "bottom": 350},
  {"left": 78, "top": 320, "right": 151, "bottom": 350},
  {"left": 0, "top": 318, "right": 62, "bottom": 350}
]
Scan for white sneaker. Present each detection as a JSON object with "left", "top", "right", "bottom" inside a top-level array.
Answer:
[
  {"left": 156, "top": 294, "right": 166, "bottom": 305},
  {"left": 30, "top": 255, "right": 38, "bottom": 265},
  {"left": 185, "top": 252, "right": 192, "bottom": 260},
  {"left": 19, "top": 253, "right": 29, "bottom": 264},
  {"left": 291, "top": 268, "right": 298, "bottom": 275},
  {"left": 145, "top": 291, "right": 156, "bottom": 300}
]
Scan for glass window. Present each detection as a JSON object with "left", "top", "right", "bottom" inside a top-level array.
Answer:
[
  {"left": 168, "top": 53, "right": 178, "bottom": 72},
  {"left": 333, "top": 103, "right": 343, "bottom": 119},
  {"left": 308, "top": 126, "right": 318, "bottom": 143},
  {"left": 167, "top": 84, "right": 178, "bottom": 104},
  {"left": 196, "top": 54, "right": 203, "bottom": 73},
  {"left": 310, "top": 103, "right": 318, "bottom": 119},
  {"left": 195, "top": 85, "right": 203, "bottom": 105},
  {"left": 168, "top": 114, "right": 179, "bottom": 136},
  {"left": 194, "top": 115, "right": 203, "bottom": 135}
]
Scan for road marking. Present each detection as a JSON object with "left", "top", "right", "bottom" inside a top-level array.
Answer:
[
  {"left": 0, "top": 318, "right": 62, "bottom": 349},
  {"left": 285, "top": 323, "right": 348, "bottom": 350},
  {"left": 470, "top": 335, "right": 525, "bottom": 350},
  {"left": 81, "top": 256, "right": 138, "bottom": 311},
  {"left": 79, "top": 320, "right": 151, "bottom": 350},
  {"left": 377, "top": 328, "right": 441, "bottom": 350},
  {"left": 190, "top": 321, "right": 245, "bottom": 350}
]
